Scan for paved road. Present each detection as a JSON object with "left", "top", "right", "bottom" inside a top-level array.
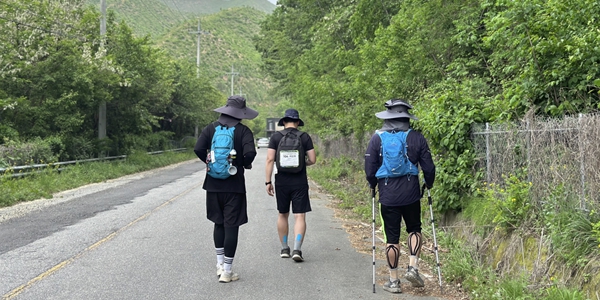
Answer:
[{"left": 0, "top": 149, "right": 443, "bottom": 300}]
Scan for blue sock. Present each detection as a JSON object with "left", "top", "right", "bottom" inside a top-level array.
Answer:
[
  {"left": 294, "top": 234, "right": 303, "bottom": 251},
  {"left": 282, "top": 235, "right": 288, "bottom": 249}
]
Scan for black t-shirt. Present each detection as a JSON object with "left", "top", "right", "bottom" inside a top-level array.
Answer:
[
  {"left": 194, "top": 121, "right": 256, "bottom": 193},
  {"left": 268, "top": 128, "right": 314, "bottom": 187}
]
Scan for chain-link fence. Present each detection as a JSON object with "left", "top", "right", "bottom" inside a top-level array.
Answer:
[{"left": 472, "top": 113, "right": 600, "bottom": 211}]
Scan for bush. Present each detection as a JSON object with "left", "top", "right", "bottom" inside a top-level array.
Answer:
[{"left": 0, "top": 137, "right": 58, "bottom": 167}]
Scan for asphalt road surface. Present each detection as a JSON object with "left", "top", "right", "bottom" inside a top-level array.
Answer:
[{"left": 0, "top": 149, "right": 443, "bottom": 300}]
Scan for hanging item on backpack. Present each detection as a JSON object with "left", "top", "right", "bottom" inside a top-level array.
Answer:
[
  {"left": 276, "top": 129, "right": 306, "bottom": 173},
  {"left": 207, "top": 123, "right": 236, "bottom": 179},
  {"left": 376, "top": 129, "right": 418, "bottom": 182}
]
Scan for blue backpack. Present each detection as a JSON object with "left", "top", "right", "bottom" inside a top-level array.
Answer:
[
  {"left": 375, "top": 129, "right": 418, "bottom": 180},
  {"left": 207, "top": 123, "right": 235, "bottom": 179}
]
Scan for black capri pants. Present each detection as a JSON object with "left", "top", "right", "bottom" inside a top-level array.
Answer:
[{"left": 379, "top": 200, "right": 422, "bottom": 245}]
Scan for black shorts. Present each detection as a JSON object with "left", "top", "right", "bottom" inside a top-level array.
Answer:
[
  {"left": 275, "top": 184, "right": 312, "bottom": 214},
  {"left": 379, "top": 200, "right": 422, "bottom": 244},
  {"left": 206, "top": 192, "right": 248, "bottom": 227}
]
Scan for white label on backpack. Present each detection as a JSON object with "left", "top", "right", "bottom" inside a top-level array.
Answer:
[
  {"left": 210, "top": 150, "right": 215, "bottom": 163},
  {"left": 279, "top": 150, "right": 300, "bottom": 168}
]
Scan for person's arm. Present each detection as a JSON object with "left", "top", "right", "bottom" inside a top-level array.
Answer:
[
  {"left": 241, "top": 126, "right": 257, "bottom": 169},
  {"left": 305, "top": 149, "right": 316, "bottom": 166},
  {"left": 194, "top": 126, "right": 210, "bottom": 163},
  {"left": 419, "top": 135, "right": 436, "bottom": 189},
  {"left": 303, "top": 133, "right": 317, "bottom": 166},
  {"left": 364, "top": 134, "right": 380, "bottom": 189},
  {"left": 265, "top": 148, "right": 276, "bottom": 196}
]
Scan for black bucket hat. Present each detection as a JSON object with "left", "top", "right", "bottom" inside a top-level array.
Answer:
[
  {"left": 277, "top": 108, "right": 304, "bottom": 126},
  {"left": 213, "top": 95, "right": 259, "bottom": 120},
  {"left": 375, "top": 99, "right": 418, "bottom": 120}
]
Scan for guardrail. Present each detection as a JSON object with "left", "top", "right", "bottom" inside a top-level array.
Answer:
[{"left": 0, "top": 148, "right": 187, "bottom": 178}]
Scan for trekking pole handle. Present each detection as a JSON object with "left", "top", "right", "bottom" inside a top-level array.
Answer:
[
  {"left": 371, "top": 188, "right": 376, "bottom": 198},
  {"left": 427, "top": 188, "right": 433, "bottom": 205},
  {"left": 422, "top": 183, "right": 432, "bottom": 205}
]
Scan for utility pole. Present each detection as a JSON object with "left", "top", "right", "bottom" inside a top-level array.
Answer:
[
  {"left": 98, "top": 0, "right": 107, "bottom": 143},
  {"left": 188, "top": 20, "right": 209, "bottom": 138},
  {"left": 188, "top": 20, "right": 209, "bottom": 78},
  {"left": 225, "top": 65, "right": 239, "bottom": 96}
]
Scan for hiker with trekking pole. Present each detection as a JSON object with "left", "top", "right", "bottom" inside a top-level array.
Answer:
[{"left": 364, "top": 99, "right": 436, "bottom": 294}]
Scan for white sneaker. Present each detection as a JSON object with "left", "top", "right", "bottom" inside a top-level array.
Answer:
[
  {"left": 216, "top": 264, "right": 224, "bottom": 277},
  {"left": 218, "top": 271, "right": 239, "bottom": 283}
]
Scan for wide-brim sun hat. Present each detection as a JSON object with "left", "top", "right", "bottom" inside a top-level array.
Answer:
[
  {"left": 375, "top": 99, "right": 418, "bottom": 120},
  {"left": 277, "top": 108, "right": 305, "bottom": 126},
  {"left": 213, "top": 95, "right": 259, "bottom": 120}
]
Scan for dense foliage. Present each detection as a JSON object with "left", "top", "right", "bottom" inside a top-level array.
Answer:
[
  {"left": 255, "top": 0, "right": 600, "bottom": 212},
  {"left": 0, "top": 0, "right": 222, "bottom": 163}
]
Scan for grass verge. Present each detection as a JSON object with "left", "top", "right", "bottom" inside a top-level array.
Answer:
[
  {"left": 0, "top": 150, "right": 197, "bottom": 208},
  {"left": 308, "top": 156, "right": 593, "bottom": 300}
]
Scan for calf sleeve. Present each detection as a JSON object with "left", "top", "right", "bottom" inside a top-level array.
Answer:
[
  {"left": 407, "top": 232, "right": 422, "bottom": 256},
  {"left": 386, "top": 245, "right": 399, "bottom": 269}
]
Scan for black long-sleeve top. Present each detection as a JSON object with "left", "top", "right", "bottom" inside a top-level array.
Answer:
[
  {"left": 194, "top": 121, "right": 256, "bottom": 193},
  {"left": 364, "top": 129, "right": 435, "bottom": 206}
]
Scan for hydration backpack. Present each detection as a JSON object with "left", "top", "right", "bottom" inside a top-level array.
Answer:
[
  {"left": 276, "top": 129, "right": 306, "bottom": 173},
  {"left": 207, "top": 123, "right": 235, "bottom": 179},
  {"left": 375, "top": 129, "right": 418, "bottom": 180}
]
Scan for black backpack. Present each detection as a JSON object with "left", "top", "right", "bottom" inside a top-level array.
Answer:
[{"left": 276, "top": 129, "right": 306, "bottom": 173}]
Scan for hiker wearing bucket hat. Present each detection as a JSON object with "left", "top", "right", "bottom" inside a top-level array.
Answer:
[
  {"left": 194, "top": 95, "right": 258, "bottom": 283},
  {"left": 265, "top": 109, "right": 316, "bottom": 262},
  {"left": 364, "top": 99, "right": 436, "bottom": 293}
]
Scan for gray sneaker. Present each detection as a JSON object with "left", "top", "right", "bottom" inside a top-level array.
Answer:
[
  {"left": 218, "top": 271, "right": 239, "bottom": 283},
  {"left": 216, "top": 264, "right": 224, "bottom": 277},
  {"left": 405, "top": 266, "right": 424, "bottom": 287},
  {"left": 281, "top": 247, "right": 291, "bottom": 258},
  {"left": 383, "top": 279, "right": 402, "bottom": 293},
  {"left": 292, "top": 250, "right": 303, "bottom": 262}
]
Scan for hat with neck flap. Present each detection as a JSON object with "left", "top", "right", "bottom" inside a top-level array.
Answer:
[
  {"left": 375, "top": 99, "right": 418, "bottom": 120},
  {"left": 213, "top": 95, "right": 259, "bottom": 120}
]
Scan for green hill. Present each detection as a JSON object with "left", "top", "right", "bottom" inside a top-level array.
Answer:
[
  {"left": 86, "top": 0, "right": 275, "bottom": 39},
  {"left": 157, "top": 7, "right": 274, "bottom": 106},
  {"left": 85, "top": 0, "right": 279, "bottom": 124}
]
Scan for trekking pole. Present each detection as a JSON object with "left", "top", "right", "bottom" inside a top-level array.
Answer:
[
  {"left": 371, "top": 188, "right": 377, "bottom": 293},
  {"left": 426, "top": 187, "right": 443, "bottom": 293}
]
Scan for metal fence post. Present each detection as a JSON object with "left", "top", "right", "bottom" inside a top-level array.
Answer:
[
  {"left": 578, "top": 113, "right": 586, "bottom": 210},
  {"left": 486, "top": 123, "right": 490, "bottom": 183},
  {"left": 526, "top": 120, "right": 531, "bottom": 184}
]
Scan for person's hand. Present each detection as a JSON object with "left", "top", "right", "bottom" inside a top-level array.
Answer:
[
  {"left": 266, "top": 183, "right": 274, "bottom": 196},
  {"left": 370, "top": 188, "right": 376, "bottom": 198}
]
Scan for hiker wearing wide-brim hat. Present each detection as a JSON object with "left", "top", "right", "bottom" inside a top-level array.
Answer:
[
  {"left": 364, "top": 98, "right": 435, "bottom": 294},
  {"left": 376, "top": 99, "right": 418, "bottom": 132},
  {"left": 213, "top": 95, "right": 259, "bottom": 127},
  {"left": 194, "top": 94, "right": 259, "bottom": 284},
  {"left": 277, "top": 108, "right": 305, "bottom": 126}
]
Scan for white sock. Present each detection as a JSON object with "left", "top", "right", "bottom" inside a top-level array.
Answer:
[
  {"left": 389, "top": 268, "right": 398, "bottom": 281},
  {"left": 409, "top": 255, "right": 419, "bottom": 269},
  {"left": 216, "top": 247, "right": 224, "bottom": 265},
  {"left": 224, "top": 256, "right": 233, "bottom": 273}
]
